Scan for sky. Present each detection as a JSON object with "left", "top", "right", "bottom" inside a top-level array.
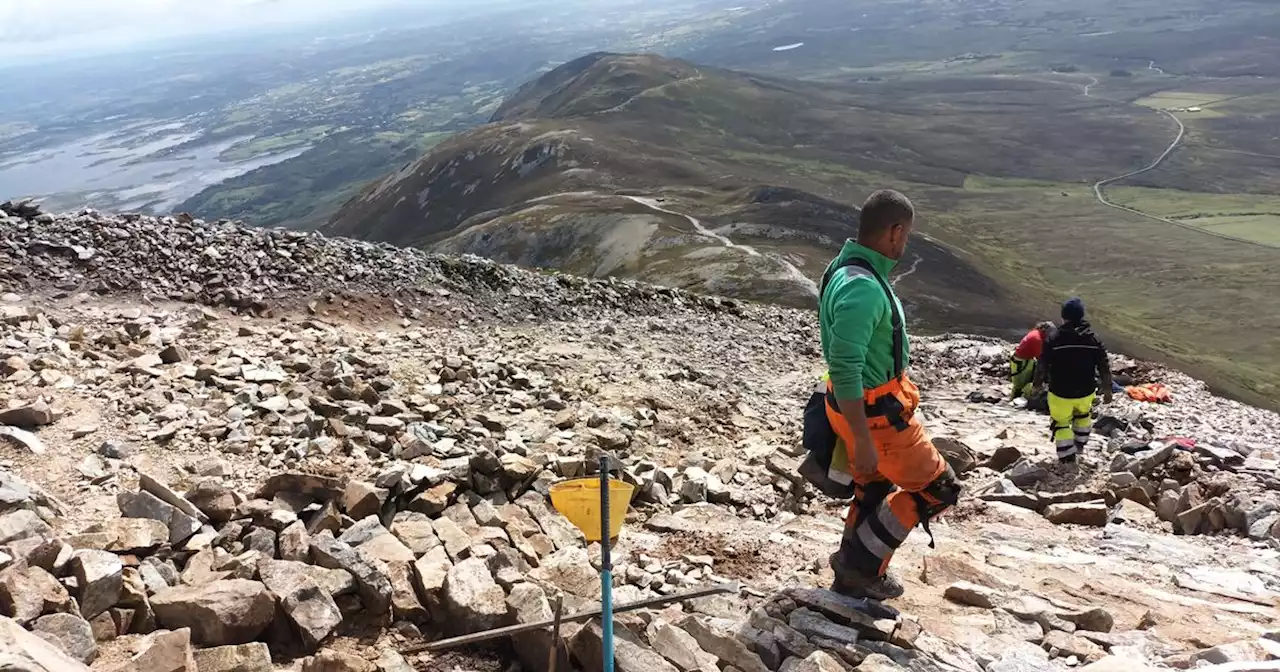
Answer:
[{"left": 0, "top": 0, "right": 414, "bottom": 61}]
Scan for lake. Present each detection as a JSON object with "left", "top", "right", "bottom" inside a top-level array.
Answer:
[{"left": 0, "top": 121, "right": 308, "bottom": 214}]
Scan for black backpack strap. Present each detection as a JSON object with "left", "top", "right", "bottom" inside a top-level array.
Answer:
[{"left": 820, "top": 256, "right": 905, "bottom": 380}]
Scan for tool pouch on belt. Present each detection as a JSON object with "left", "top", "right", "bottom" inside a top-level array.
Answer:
[
  {"left": 800, "top": 383, "right": 857, "bottom": 499},
  {"left": 866, "top": 389, "right": 911, "bottom": 432}
]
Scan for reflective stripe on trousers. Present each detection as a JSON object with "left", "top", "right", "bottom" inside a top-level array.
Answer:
[{"left": 825, "top": 373, "right": 950, "bottom": 576}]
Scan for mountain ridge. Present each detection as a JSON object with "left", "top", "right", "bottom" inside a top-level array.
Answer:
[{"left": 321, "top": 51, "right": 1280, "bottom": 408}]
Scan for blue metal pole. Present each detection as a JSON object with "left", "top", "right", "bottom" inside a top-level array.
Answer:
[{"left": 599, "top": 455, "right": 615, "bottom": 672}]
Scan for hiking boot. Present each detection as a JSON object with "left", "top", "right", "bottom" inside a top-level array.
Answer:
[{"left": 829, "top": 564, "right": 906, "bottom": 600}]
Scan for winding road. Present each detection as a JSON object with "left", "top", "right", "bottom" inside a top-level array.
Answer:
[
  {"left": 1092, "top": 108, "right": 1186, "bottom": 210},
  {"left": 1091, "top": 109, "right": 1279, "bottom": 249}
]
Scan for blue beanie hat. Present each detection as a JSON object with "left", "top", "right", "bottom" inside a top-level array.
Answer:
[{"left": 1062, "top": 297, "right": 1085, "bottom": 322}]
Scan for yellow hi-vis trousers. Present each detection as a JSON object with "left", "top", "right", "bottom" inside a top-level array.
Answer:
[{"left": 1048, "top": 392, "right": 1094, "bottom": 461}]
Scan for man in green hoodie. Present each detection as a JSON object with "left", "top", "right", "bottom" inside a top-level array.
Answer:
[{"left": 818, "top": 189, "right": 960, "bottom": 600}]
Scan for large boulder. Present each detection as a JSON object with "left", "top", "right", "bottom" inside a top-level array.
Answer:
[
  {"left": 310, "top": 532, "right": 392, "bottom": 616},
  {"left": 572, "top": 620, "right": 679, "bottom": 672},
  {"left": 443, "top": 557, "right": 509, "bottom": 635},
  {"left": 257, "top": 559, "right": 343, "bottom": 651},
  {"left": 31, "top": 613, "right": 96, "bottom": 664},
  {"left": 150, "top": 579, "right": 275, "bottom": 646},
  {"left": 506, "top": 582, "right": 555, "bottom": 672},
  {"left": 117, "top": 627, "right": 197, "bottom": 672},
  {"left": 192, "top": 642, "right": 274, "bottom": 672},
  {"left": 0, "top": 509, "right": 51, "bottom": 545},
  {"left": 676, "top": 615, "right": 769, "bottom": 672},
  {"left": 70, "top": 550, "right": 124, "bottom": 620},
  {"left": 0, "top": 616, "right": 92, "bottom": 671},
  {"left": 301, "top": 650, "right": 377, "bottom": 672},
  {"left": 0, "top": 565, "right": 74, "bottom": 625},
  {"left": 117, "top": 490, "right": 202, "bottom": 545}
]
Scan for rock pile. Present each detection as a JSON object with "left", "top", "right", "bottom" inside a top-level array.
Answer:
[
  {"left": 1, "top": 206, "right": 1278, "bottom": 671},
  {"left": 971, "top": 434, "right": 1279, "bottom": 542},
  {"left": 0, "top": 200, "right": 749, "bottom": 323}
]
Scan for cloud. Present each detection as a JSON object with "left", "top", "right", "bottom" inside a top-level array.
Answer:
[{"left": 0, "top": 0, "right": 406, "bottom": 58}]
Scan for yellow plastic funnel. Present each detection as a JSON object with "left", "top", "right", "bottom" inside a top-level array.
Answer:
[{"left": 550, "top": 477, "right": 635, "bottom": 542}]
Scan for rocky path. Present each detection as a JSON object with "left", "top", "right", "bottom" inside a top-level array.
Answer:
[{"left": 0, "top": 202, "right": 1277, "bottom": 671}]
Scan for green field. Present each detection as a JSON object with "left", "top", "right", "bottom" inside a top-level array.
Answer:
[
  {"left": 220, "top": 126, "right": 332, "bottom": 162},
  {"left": 925, "top": 175, "right": 1280, "bottom": 404},
  {"left": 1133, "top": 91, "right": 1232, "bottom": 109},
  {"left": 1109, "top": 187, "right": 1280, "bottom": 246}
]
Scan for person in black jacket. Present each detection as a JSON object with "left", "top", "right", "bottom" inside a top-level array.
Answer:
[{"left": 1034, "top": 298, "right": 1113, "bottom": 463}]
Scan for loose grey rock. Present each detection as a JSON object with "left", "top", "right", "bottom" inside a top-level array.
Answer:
[
  {"left": 0, "top": 616, "right": 93, "bottom": 671},
  {"left": 573, "top": 620, "right": 679, "bottom": 672},
  {"left": 258, "top": 559, "right": 343, "bottom": 651},
  {"left": 0, "top": 509, "right": 52, "bottom": 545},
  {"left": 70, "top": 550, "right": 124, "bottom": 621},
  {"left": 139, "top": 472, "right": 209, "bottom": 523},
  {"left": 1044, "top": 501, "right": 1110, "bottom": 527},
  {"left": 123, "top": 626, "right": 197, "bottom": 672},
  {"left": 302, "top": 650, "right": 377, "bottom": 672},
  {"left": 0, "top": 399, "right": 54, "bottom": 427},
  {"left": 118, "top": 490, "right": 202, "bottom": 544},
  {"left": 651, "top": 622, "right": 719, "bottom": 672},
  {"left": 342, "top": 481, "right": 387, "bottom": 520},
  {"left": 32, "top": 613, "right": 96, "bottom": 664},
  {"left": 442, "top": 556, "right": 508, "bottom": 635},
  {"left": 676, "top": 614, "right": 769, "bottom": 672},
  {"left": 278, "top": 520, "right": 310, "bottom": 562},
  {"left": 150, "top": 579, "right": 275, "bottom": 646},
  {"left": 0, "top": 565, "right": 74, "bottom": 625},
  {"left": 944, "top": 581, "right": 1005, "bottom": 609},
  {"left": 390, "top": 519, "right": 440, "bottom": 556},
  {"left": 788, "top": 607, "right": 862, "bottom": 647},
  {"left": 793, "top": 650, "right": 850, "bottom": 672},
  {"left": 310, "top": 532, "right": 393, "bottom": 616},
  {"left": 243, "top": 527, "right": 277, "bottom": 557},
  {"left": 187, "top": 481, "right": 239, "bottom": 524},
  {"left": 192, "top": 642, "right": 274, "bottom": 672}
]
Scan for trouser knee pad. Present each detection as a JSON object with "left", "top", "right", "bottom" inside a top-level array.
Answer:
[{"left": 914, "top": 464, "right": 961, "bottom": 521}]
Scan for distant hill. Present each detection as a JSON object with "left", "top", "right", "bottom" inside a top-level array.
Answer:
[{"left": 324, "top": 52, "right": 1167, "bottom": 328}]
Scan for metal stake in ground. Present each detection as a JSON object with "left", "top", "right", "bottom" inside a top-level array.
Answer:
[{"left": 599, "top": 454, "right": 615, "bottom": 672}]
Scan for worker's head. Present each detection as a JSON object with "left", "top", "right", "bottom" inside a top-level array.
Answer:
[
  {"left": 1061, "top": 297, "right": 1085, "bottom": 323},
  {"left": 1035, "top": 321, "right": 1055, "bottom": 335},
  {"left": 856, "top": 189, "right": 915, "bottom": 260}
]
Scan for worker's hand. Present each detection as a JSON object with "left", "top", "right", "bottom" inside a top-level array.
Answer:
[{"left": 852, "top": 433, "right": 880, "bottom": 477}]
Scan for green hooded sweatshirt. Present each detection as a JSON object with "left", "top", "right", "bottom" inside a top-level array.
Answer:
[{"left": 819, "top": 240, "right": 910, "bottom": 401}]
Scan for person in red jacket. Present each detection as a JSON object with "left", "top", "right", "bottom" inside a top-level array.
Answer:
[{"left": 1011, "top": 321, "right": 1054, "bottom": 399}]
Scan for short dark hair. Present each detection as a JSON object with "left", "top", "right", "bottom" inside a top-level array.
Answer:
[{"left": 857, "top": 189, "right": 914, "bottom": 240}]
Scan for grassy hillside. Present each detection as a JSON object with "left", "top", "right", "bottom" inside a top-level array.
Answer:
[{"left": 325, "top": 52, "right": 1280, "bottom": 408}]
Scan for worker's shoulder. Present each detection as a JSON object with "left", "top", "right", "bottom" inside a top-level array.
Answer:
[
  {"left": 825, "top": 268, "right": 888, "bottom": 324},
  {"left": 827, "top": 264, "right": 887, "bottom": 301}
]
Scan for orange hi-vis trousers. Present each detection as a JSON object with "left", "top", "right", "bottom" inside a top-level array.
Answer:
[{"left": 825, "top": 373, "right": 951, "bottom": 577}]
